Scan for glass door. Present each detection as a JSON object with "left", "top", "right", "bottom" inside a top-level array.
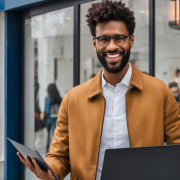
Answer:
[{"left": 24, "top": 6, "right": 73, "bottom": 180}]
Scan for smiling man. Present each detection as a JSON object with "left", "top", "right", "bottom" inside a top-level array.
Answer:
[{"left": 17, "top": 0, "right": 180, "bottom": 180}]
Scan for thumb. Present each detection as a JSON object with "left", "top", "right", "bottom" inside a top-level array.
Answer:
[{"left": 48, "top": 169, "right": 53, "bottom": 175}]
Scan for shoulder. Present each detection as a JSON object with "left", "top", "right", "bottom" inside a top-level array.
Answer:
[
  {"left": 70, "top": 78, "right": 93, "bottom": 98},
  {"left": 62, "top": 78, "right": 94, "bottom": 102},
  {"left": 139, "top": 73, "right": 172, "bottom": 103},
  {"left": 142, "top": 73, "right": 165, "bottom": 90}
]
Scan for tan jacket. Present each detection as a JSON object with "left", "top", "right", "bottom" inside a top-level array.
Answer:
[{"left": 45, "top": 64, "right": 180, "bottom": 180}]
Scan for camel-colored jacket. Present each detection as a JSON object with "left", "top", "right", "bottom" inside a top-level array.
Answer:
[{"left": 45, "top": 64, "right": 180, "bottom": 180}]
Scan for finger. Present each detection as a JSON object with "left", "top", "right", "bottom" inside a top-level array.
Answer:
[
  {"left": 25, "top": 156, "right": 36, "bottom": 173},
  {"left": 33, "top": 159, "right": 49, "bottom": 178},
  {"left": 47, "top": 169, "right": 56, "bottom": 180},
  {"left": 17, "top": 152, "right": 26, "bottom": 164},
  {"left": 48, "top": 170, "right": 56, "bottom": 180},
  {"left": 47, "top": 169, "right": 54, "bottom": 176},
  {"left": 33, "top": 159, "right": 44, "bottom": 177}
]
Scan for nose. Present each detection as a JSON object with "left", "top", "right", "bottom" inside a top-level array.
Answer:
[{"left": 106, "top": 37, "right": 119, "bottom": 50}]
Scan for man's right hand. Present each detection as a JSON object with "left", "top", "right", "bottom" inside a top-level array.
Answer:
[{"left": 17, "top": 152, "right": 56, "bottom": 180}]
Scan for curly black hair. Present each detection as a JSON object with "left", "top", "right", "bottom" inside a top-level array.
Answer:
[{"left": 85, "top": 0, "right": 136, "bottom": 37}]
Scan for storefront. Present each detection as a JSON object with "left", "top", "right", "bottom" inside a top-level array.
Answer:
[{"left": 1, "top": 0, "right": 180, "bottom": 179}]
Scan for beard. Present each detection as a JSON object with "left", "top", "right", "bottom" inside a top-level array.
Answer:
[{"left": 96, "top": 47, "right": 131, "bottom": 73}]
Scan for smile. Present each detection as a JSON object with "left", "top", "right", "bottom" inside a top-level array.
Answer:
[
  {"left": 105, "top": 52, "right": 123, "bottom": 58},
  {"left": 106, "top": 54, "right": 120, "bottom": 58}
]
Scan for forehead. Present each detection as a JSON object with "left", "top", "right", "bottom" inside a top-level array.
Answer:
[
  {"left": 95, "top": 20, "right": 129, "bottom": 36},
  {"left": 170, "top": 86, "right": 179, "bottom": 92}
]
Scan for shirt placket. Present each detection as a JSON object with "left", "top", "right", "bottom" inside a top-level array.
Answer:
[{"left": 113, "top": 85, "right": 121, "bottom": 148}]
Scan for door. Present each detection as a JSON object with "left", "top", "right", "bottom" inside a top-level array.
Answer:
[{"left": 24, "top": 6, "right": 74, "bottom": 180}]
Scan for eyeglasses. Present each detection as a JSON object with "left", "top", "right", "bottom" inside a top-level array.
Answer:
[{"left": 94, "top": 34, "right": 132, "bottom": 47}]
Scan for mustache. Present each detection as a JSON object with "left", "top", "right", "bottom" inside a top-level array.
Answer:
[{"left": 102, "top": 50, "right": 125, "bottom": 55}]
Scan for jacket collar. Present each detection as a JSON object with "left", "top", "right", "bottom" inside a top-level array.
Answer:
[
  {"left": 88, "top": 63, "right": 144, "bottom": 99},
  {"left": 129, "top": 63, "right": 144, "bottom": 90}
]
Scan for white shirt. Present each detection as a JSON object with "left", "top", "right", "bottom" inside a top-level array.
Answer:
[{"left": 96, "top": 63, "right": 132, "bottom": 180}]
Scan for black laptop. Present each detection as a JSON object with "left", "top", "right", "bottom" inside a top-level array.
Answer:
[{"left": 100, "top": 145, "right": 180, "bottom": 180}]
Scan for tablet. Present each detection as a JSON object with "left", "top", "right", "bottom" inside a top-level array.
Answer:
[{"left": 7, "top": 138, "right": 59, "bottom": 180}]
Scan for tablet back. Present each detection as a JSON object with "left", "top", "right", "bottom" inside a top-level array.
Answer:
[
  {"left": 8, "top": 138, "right": 49, "bottom": 170},
  {"left": 7, "top": 138, "right": 59, "bottom": 179},
  {"left": 101, "top": 145, "right": 180, "bottom": 180}
]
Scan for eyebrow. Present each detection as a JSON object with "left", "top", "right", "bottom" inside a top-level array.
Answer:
[{"left": 98, "top": 34, "right": 127, "bottom": 37}]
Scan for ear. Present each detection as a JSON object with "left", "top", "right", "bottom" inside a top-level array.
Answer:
[
  {"left": 130, "top": 34, "right": 134, "bottom": 48},
  {"left": 93, "top": 36, "right": 97, "bottom": 50}
]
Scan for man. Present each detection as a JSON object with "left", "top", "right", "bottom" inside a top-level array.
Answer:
[
  {"left": 17, "top": 0, "right": 180, "bottom": 180},
  {"left": 169, "top": 82, "right": 180, "bottom": 108}
]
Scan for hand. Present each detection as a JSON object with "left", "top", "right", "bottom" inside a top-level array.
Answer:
[
  {"left": 40, "top": 112, "right": 45, "bottom": 120},
  {"left": 17, "top": 152, "right": 55, "bottom": 180}
]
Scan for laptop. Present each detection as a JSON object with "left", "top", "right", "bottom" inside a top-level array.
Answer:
[
  {"left": 100, "top": 145, "right": 180, "bottom": 180},
  {"left": 7, "top": 138, "right": 59, "bottom": 180}
]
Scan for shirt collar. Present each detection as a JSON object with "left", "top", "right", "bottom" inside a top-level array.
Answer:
[
  {"left": 101, "top": 63, "right": 132, "bottom": 88},
  {"left": 101, "top": 70, "right": 106, "bottom": 87}
]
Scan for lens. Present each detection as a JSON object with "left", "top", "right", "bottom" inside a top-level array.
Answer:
[
  {"left": 99, "top": 37, "right": 109, "bottom": 46},
  {"left": 115, "top": 35, "right": 125, "bottom": 46}
]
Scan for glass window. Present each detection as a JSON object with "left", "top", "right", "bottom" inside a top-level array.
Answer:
[
  {"left": 155, "top": 0, "right": 180, "bottom": 108},
  {"left": 24, "top": 7, "right": 73, "bottom": 180},
  {"left": 155, "top": 0, "right": 180, "bottom": 84},
  {"left": 80, "top": 0, "right": 149, "bottom": 84}
]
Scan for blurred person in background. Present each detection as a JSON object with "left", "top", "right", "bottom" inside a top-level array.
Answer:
[
  {"left": 34, "top": 66, "right": 47, "bottom": 158},
  {"left": 41, "top": 83, "right": 62, "bottom": 153},
  {"left": 173, "top": 69, "right": 180, "bottom": 87},
  {"left": 169, "top": 82, "right": 180, "bottom": 108}
]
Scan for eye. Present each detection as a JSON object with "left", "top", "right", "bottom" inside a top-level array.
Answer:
[
  {"left": 115, "top": 36, "right": 124, "bottom": 41},
  {"left": 99, "top": 37, "right": 109, "bottom": 42}
]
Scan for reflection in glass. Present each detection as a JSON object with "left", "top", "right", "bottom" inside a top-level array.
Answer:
[
  {"left": 24, "top": 7, "right": 73, "bottom": 180},
  {"left": 80, "top": 0, "right": 149, "bottom": 84}
]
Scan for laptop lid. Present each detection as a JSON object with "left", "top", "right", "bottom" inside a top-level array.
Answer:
[{"left": 100, "top": 145, "right": 180, "bottom": 180}]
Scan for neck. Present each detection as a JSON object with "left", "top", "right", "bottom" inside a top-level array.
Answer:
[{"left": 103, "top": 63, "right": 129, "bottom": 87}]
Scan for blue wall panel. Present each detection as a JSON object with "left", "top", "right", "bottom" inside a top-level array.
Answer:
[
  {"left": 0, "top": 0, "right": 4, "bottom": 9},
  {"left": 0, "top": 0, "right": 49, "bottom": 11},
  {"left": 4, "top": 11, "right": 21, "bottom": 180},
  {"left": 5, "top": 0, "right": 44, "bottom": 10}
]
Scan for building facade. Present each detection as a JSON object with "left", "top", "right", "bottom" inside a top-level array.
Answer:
[{"left": 0, "top": 0, "right": 180, "bottom": 179}]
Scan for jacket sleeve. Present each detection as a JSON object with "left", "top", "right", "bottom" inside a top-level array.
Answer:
[
  {"left": 45, "top": 90, "right": 71, "bottom": 179},
  {"left": 163, "top": 83, "right": 180, "bottom": 144}
]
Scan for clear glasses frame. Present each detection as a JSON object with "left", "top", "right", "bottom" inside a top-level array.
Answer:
[{"left": 94, "top": 34, "right": 132, "bottom": 47}]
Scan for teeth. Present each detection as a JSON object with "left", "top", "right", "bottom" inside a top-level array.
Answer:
[{"left": 106, "top": 54, "right": 120, "bottom": 58}]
